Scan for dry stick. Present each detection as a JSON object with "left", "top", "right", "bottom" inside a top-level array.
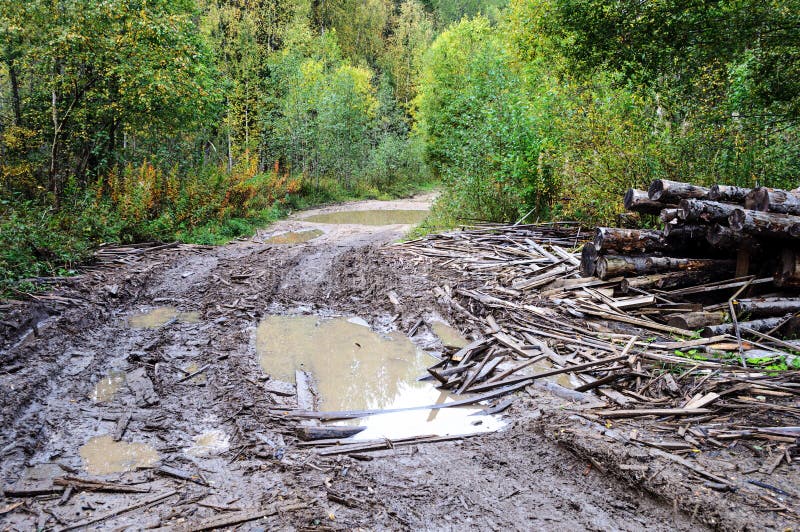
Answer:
[
  {"left": 467, "top": 354, "right": 628, "bottom": 394},
  {"left": 728, "top": 278, "right": 754, "bottom": 368},
  {"left": 61, "top": 490, "right": 178, "bottom": 531}
]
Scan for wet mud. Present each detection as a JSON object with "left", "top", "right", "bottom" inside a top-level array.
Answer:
[{"left": 0, "top": 194, "right": 764, "bottom": 530}]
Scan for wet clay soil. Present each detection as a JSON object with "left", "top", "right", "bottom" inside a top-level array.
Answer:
[{"left": 0, "top": 194, "right": 719, "bottom": 530}]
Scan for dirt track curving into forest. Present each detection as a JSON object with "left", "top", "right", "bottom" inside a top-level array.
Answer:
[{"left": 0, "top": 194, "right": 762, "bottom": 530}]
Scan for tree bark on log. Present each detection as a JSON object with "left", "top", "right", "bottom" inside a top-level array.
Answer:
[
  {"left": 678, "top": 199, "right": 740, "bottom": 224},
  {"left": 623, "top": 188, "right": 673, "bottom": 215},
  {"left": 645, "top": 256, "right": 736, "bottom": 273},
  {"left": 648, "top": 179, "right": 710, "bottom": 203},
  {"left": 620, "top": 271, "right": 720, "bottom": 293},
  {"left": 706, "top": 224, "right": 761, "bottom": 252},
  {"left": 592, "top": 227, "right": 667, "bottom": 254},
  {"left": 580, "top": 243, "right": 598, "bottom": 277},
  {"left": 733, "top": 297, "right": 800, "bottom": 318},
  {"left": 775, "top": 248, "right": 800, "bottom": 288},
  {"left": 662, "top": 223, "right": 708, "bottom": 242},
  {"left": 701, "top": 316, "right": 798, "bottom": 338},
  {"left": 708, "top": 184, "right": 751, "bottom": 204},
  {"left": 596, "top": 255, "right": 650, "bottom": 279},
  {"left": 745, "top": 187, "right": 800, "bottom": 215},
  {"left": 728, "top": 209, "right": 800, "bottom": 240},
  {"left": 660, "top": 208, "right": 680, "bottom": 224},
  {"left": 666, "top": 311, "right": 727, "bottom": 330}
]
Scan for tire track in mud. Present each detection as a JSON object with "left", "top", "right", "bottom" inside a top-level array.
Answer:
[{"left": 0, "top": 194, "right": 707, "bottom": 530}]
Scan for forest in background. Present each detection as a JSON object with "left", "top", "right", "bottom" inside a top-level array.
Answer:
[{"left": 1, "top": 0, "right": 799, "bottom": 290}]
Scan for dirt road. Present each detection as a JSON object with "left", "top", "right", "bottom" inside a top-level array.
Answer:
[{"left": 1, "top": 195, "right": 705, "bottom": 530}]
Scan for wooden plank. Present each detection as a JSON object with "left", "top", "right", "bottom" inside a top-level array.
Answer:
[{"left": 295, "top": 370, "right": 318, "bottom": 412}]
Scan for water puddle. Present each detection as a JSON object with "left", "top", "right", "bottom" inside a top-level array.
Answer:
[
  {"left": 128, "top": 307, "right": 200, "bottom": 328},
  {"left": 90, "top": 370, "right": 126, "bottom": 402},
  {"left": 79, "top": 436, "right": 159, "bottom": 475},
  {"left": 302, "top": 209, "right": 429, "bottom": 226},
  {"left": 431, "top": 321, "right": 469, "bottom": 348},
  {"left": 256, "top": 315, "right": 433, "bottom": 411},
  {"left": 186, "top": 430, "right": 230, "bottom": 457},
  {"left": 256, "top": 315, "right": 505, "bottom": 439},
  {"left": 265, "top": 229, "right": 323, "bottom": 245}
]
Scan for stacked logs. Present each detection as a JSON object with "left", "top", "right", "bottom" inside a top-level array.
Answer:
[{"left": 582, "top": 179, "right": 800, "bottom": 292}]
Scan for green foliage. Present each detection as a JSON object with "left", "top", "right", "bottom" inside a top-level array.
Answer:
[{"left": 415, "top": 16, "right": 559, "bottom": 222}]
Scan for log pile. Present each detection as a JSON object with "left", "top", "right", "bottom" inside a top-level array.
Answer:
[{"left": 582, "top": 180, "right": 800, "bottom": 335}]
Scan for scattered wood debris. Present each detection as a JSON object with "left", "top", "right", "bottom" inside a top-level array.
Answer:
[{"left": 390, "top": 194, "right": 799, "bottom": 474}]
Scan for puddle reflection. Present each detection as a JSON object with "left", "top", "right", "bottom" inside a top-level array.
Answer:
[{"left": 302, "top": 209, "right": 429, "bottom": 226}]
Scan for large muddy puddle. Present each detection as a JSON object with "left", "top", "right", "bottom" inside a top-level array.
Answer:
[
  {"left": 302, "top": 209, "right": 429, "bottom": 226},
  {"left": 256, "top": 315, "right": 504, "bottom": 439},
  {"left": 265, "top": 229, "right": 323, "bottom": 245},
  {"left": 128, "top": 307, "right": 200, "bottom": 328},
  {"left": 79, "top": 436, "right": 159, "bottom": 475}
]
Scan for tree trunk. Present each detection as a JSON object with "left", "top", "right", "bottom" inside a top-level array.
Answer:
[
  {"left": 7, "top": 60, "right": 22, "bottom": 126},
  {"left": 708, "top": 184, "right": 751, "bottom": 204},
  {"left": 592, "top": 227, "right": 667, "bottom": 254},
  {"left": 580, "top": 242, "right": 598, "bottom": 277},
  {"left": 678, "top": 199, "right": 740, "bottom": 224},
  {"left": 728, "top": 209, "right": 800, "bottom": 240},
  {"left": 648, "top": 179, "right": 709, "bottom": 203},
  {"left": 745, "top": 186, "right": 800, "bottom": 215},
  {"left": 623, "top": 188, "right": 672, "bottom": 215}
]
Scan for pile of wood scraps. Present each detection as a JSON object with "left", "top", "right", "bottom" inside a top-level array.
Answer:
[{"left": 389, "top": 213, "right": 798, "bottom": 478}]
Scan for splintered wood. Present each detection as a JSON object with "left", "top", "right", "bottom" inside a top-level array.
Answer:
[{"left": 395, "top": 218, "right": 799, "bottom": 457}]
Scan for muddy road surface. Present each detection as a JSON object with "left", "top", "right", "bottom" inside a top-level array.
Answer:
[{"left": 1, "top": 195, "right": 703, "bottom": 530}]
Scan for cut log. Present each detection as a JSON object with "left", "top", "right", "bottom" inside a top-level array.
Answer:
[
  {"left": 745, "top": 187, "right": 800, "bottom": 215},
  {"left": 701, "top": 316, "right": 798, "bottom": 338},
  {"left": 623, "top": 188, "right": 672, "bottom": 215},
  {"left": 708, "top": 184, "right": 752, "bottom": 204},
  {"left": 775, "top": 248, "right": 800, "bottom": 288},
  {"left": 648, "top": 179, "right": 710, "bottom": 203},
  {"left": 580, "top": 242, "right": 598, "bottom": 277},
  {"left": 706, "top": 224, "right": 761, "bottom": 252},
  {"left": 660, "top": 208, "right": 680, "bottom": 224},
  {"left": 733, "top": 297, "right": 800, "bottom": 318},
  {"left": 662, "top": 223, "right": 708, "bottom": 242},
  {"left": 620, "top": 271, "right": 718, "bottom": 293},
  {"left": 728, "top": 209, "right": 800, "bottom": 240},
  {"left": 678, "top": 199, "right": 740, "bottom": 224},
  {"left": 666, "top": 311, "right": 727, "bottom": 330},
  {"left": 595, "top": 255, "right": 649, "bottom": 279},
  {"left": 644, "top": 256, "right": 735, "bottom": 273},
  {"left": 592, "top": 227, "right": 668, "bottom": 254}
]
